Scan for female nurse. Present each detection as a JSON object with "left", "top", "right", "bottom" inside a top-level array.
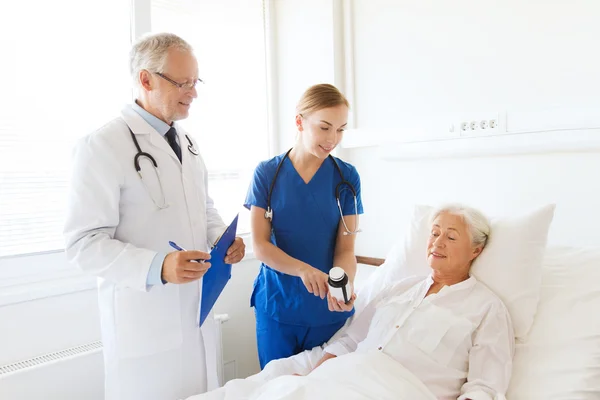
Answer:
[{"left": 244, "top": 83, "right": 363, "bottom": 369}]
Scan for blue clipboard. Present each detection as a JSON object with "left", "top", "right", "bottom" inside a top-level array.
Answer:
[{"left": 199, "top": 213, "right": 239, "bottom": 326}]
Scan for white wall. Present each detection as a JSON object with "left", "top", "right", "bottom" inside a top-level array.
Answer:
[
  {"left": 0, "top": 289, "right": 100, "bottom": 366},
  {"left": 0, "top": 351, "right": 104, "bottom": 400},
  {"left": 271, "top": 0, "right": 337, "bottom": 153},
  {"left": 0, "top": 286, "right": 103, "bottom": 399},
  {"left": 349, "top": 0, "right": 600, "bottom": 132},
  {"left": 336, "top": 0, "right": 600, "bottom": 256}
]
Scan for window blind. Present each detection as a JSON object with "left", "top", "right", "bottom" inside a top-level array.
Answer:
[{"left": 0, "top": 0, "right": 131, "bottom": 257}]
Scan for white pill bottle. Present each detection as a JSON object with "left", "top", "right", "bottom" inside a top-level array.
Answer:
[{"left": 328, "top": 266, "right": 353, "bottom": 304}]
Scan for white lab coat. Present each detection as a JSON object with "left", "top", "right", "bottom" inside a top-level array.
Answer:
[{"left": 64, "top": 104, "right": 227, "bottom": 400}]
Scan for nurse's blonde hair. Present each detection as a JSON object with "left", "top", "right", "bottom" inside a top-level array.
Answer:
[{"left": 296, "top": 84, "right": 350, "bottom": 117}]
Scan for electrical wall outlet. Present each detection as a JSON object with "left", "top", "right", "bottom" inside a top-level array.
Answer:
[{"left": 455, "top": 112, "right": 505, "bottom": 137}]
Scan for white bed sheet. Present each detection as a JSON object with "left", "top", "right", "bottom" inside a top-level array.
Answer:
[
  {"left": 507, "top": 246, "right": 600, "bottom": 399},
  {"left": 187, "top": 351, "right": 437, "bottom": 400}
]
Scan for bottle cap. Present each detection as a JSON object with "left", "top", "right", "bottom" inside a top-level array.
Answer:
[{"left": 329, "top": 266, "right": 345, "bottom": 282}]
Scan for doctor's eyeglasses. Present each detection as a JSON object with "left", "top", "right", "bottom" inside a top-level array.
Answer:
[{"left": 155, "top": 72, "right": 203, "bottom": 90}]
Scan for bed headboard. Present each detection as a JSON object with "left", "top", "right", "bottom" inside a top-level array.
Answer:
[{"left": 356, "top": 255, "right": 385, "bottom": 267}]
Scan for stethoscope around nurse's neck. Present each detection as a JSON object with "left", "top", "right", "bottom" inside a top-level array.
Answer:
[
  {"left": 265, "top": 148, "right": 361, "bottom": 236},
  {"left": 127, "top": 126, "right": 199, "bottom": 209}
]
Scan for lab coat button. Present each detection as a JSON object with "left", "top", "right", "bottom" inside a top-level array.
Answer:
[
  {"left": 378, "top": 346, "right": 382, "bottom": 351},
  {"left": 395, "top": 325, "right": 399, "bottom": 329}
]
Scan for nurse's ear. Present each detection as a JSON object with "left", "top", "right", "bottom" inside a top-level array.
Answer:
[{"left": 295, "top": 113, "right": 304, "bottom": 132}]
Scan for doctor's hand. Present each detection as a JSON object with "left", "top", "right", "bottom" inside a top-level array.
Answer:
[
  {"left": 162, "top": 250, "right": 211, "bottom": 284},
  {"left": 224, "top": 237, "right": 245, "bottom": 264},
  {"left": 327, "top": 292, "right": 357, "bottom": 313},
  {"left": 298, "top": 265, "right": 329, "bottom": 299}
]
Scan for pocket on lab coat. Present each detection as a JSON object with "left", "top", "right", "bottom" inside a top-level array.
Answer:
[
  {"left": 406, "top": 305, "right": 472, "bottom": 366},
  {"left": 114, "top": 284, "right": 183, "bottom": 359}
]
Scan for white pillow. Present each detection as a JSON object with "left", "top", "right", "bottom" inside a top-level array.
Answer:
[
  {"left": 507, "top": 246, "right": 600, "bottom": 399},
  {"left": 377, "top": 204, "right": 556, "bottom": 341}
]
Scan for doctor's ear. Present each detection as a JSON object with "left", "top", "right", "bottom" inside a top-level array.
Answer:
[
  {"left": 295, "top": 114, "right": 304, "bottom": 131},
  {"left": 139, "top": 70, "right": 153, "bottom": 91}
]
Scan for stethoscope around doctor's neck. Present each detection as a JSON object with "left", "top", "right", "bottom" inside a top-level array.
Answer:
[
  {"left": 128, "top": 127, "right": 199, "bottom": 209},
  {"left": 265, "top": 148, "right": 361, "bottom": 236}
]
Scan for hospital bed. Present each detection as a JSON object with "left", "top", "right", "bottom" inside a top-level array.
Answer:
[{"left": 189, "top": 206, "right": 600, "bottom": 399}]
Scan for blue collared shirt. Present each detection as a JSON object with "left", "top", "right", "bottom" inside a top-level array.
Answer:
[
  {"left": 131, "top": 100, "right": 177, "bottom": 139},
  {"left": 131, "top": 101, "right": 174, "bottom": 287}
]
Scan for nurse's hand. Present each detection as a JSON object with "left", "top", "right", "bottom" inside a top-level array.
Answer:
[
  {"left": 327, "top": 292, "right": 357, "bottom": 312},
  {"left": 298, "top": 265, "right": 329, "bottom": 299},
  {"left": 225, "top": 237, "right": 245, "bottom": 264},
  {"left": 162, "top": 250, "right": 211, "bottom": 284}
]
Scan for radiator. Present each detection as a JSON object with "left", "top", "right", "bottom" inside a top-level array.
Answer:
[
  {"left": 0, "top": 314, "right": 230, "bottom": 400},
  {"left": 214, "top": 313, "right": 230, "bottom": 386}
]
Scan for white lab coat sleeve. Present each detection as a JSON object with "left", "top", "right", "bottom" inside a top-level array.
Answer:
[
  {"left": 63, "top": 135, "right": 157, "bottom": 292},
  {"left": 201, "top": 155, "right": 227, "bottom": 246},
  {"left": 458, "top": 301, "right": 515, "bottom": 400}
]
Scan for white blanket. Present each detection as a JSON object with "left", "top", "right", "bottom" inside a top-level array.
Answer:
[{"left": 187, "top": 351, "right": 437, "bottom": 400}]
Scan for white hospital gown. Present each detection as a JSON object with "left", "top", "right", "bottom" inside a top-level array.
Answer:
[{"left": 324, "top": 275, "right": 514, "bottom": 400}]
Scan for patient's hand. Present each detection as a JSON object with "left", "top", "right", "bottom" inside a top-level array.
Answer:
[
  {"left": 327, "top": 292, "right": 357, "bottom": 312},
  {"left": 312, "top": 352, "right": 337, "bottom": 371}
]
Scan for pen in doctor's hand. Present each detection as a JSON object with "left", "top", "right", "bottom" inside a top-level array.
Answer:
[
  {"left": 162, "top": 241, "right": 211, "bottom": 284},
  {"left": 168, "top": 241, "right": 206, "bottom": 263}
]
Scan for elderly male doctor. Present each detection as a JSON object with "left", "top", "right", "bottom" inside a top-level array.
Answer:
[{"left": 63, "top": 33, "right": 245, "bottom": 400}]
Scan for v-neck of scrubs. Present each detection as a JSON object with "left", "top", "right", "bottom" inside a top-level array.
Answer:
[{"left": 286, "top": 156, "right": 329, "bottom": 185}]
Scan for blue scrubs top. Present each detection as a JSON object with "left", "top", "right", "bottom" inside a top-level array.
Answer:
[{"left": 244, "top": 153, "right": 364, "bottom": 327}]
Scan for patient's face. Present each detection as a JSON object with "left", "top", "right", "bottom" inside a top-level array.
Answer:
[{"left": 426, "top": 212, "right": 482, "bottom": 274}]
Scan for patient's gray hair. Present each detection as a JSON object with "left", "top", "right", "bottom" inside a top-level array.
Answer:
[
  {"left": 129, "top": 33, "right": 193, "bottom": 90},
  {"left": 430, "top": 204, "right": 491, "bottom": 248}
]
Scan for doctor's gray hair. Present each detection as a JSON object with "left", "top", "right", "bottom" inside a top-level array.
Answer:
[
  {"left": 430, "top": 204, "right": 491, "bottom": 248},
  {"left": 129, "top": 33, "right": 193, "bottom": 90}
]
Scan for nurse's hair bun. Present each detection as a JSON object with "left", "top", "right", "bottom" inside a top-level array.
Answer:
[{"left": 296, "top": 84, "right": 350, "bottom": 117}]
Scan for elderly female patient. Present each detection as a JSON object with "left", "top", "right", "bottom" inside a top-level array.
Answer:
[
  {"left": 311, "top": 205, "right": 514, "bottom": 400},
  {"left": 190, "top": 205, "right": 514, "bottom": 400}
]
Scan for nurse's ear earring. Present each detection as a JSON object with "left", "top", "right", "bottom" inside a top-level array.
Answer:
[{"left": 295, "top": 114, "right": 304, "bottom": 131}]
